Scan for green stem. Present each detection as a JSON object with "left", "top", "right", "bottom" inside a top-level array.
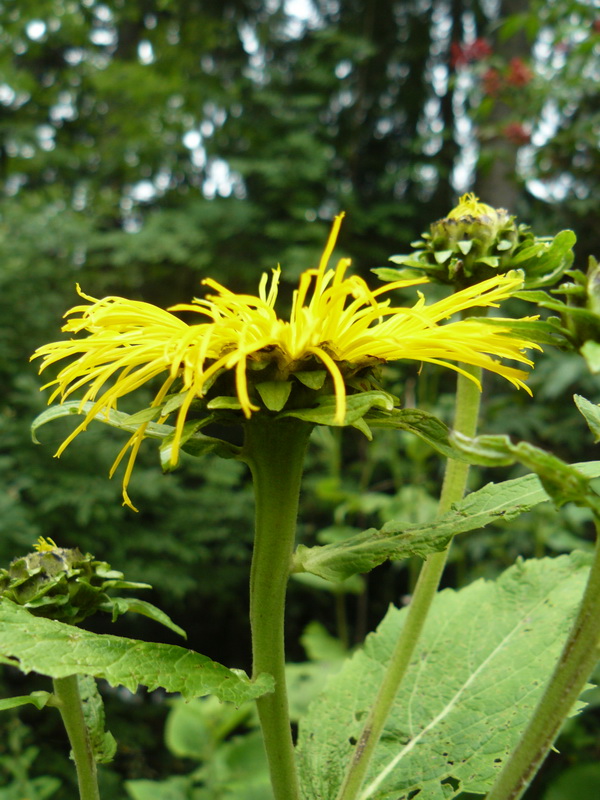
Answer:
[
  {"left": 243, "top": 417, "right": 312, "bottom": 800},
  {"left": 336, "top": 365, "right": 482, "bottom": 800},
  {"left": 485, "top": 519, "right": 600, "bottom": 800},
  {"left": 52, "top": 675, "right": 100, "bottom": 800}
]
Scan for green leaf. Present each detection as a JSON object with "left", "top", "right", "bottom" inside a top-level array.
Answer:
[
  {"left": 0, "top": 691, "right": 53, "bottom": 711},
  {"left": 31, "top": 402, "right": 176, "bottom": 444},
  {"left": 100, "top": 597, "right": 187, "bottom": 639},
  {"left": 120, "top": 407, "right": 163, "bottom": 426},
  {"left": 31, "top": 400, "right": 241, "bottom": 465},
  {"left": 78, "top": 675, "right": 117, "bottom": 764},
  {"left": 574, "top": 394, "right": 600, "bottom": 442},
  {"left": 255, "top": 381, "right": 293, "bottom": 411},
  {"left": 292, "top": 460, "right": 600, "bottom": 581},
  {"left": 580, "top": 341, "right": 600, "bottom": 374},
  {"left": 543, "top": 763, "right": 600, "bottom": 800},
  {"left": 0, "top": 600, "right": 273, "bottom": 704},
  {"left": 466, "top": 315, "right": 570, "bottom": 346},
  {"left": 373, "top": 265, "right": 428, "bottom": 282},
  {"left": 297, "top": 553, "right": 592, "bottom": 799},
  {"left": 475, "top": 255, "right": 500, "bottom": 267},
  {"left": 165, "top": 695, "right": 253, "bottom": 760},
  {"left": 367, "top": 408, "right": 471, "bottom": 463},
  {"left": 125, "top": 776, "right": 192, "bottom": 800},
  {"left": 451, "top": 433, "right": 600, "bottom": 511},
  {"left": 433, "top": 249, "right": 453, "bottom": 264},
  {"left": 279, "top": 391, "right": 394, "bottom": 427},
  {"left": 159, "top": 419, "right": 238, "bottom": 471},
  {"left": 294, "top": 370, "right": 327, "bottom": 390},
  {"left": 206, "top": 396, "right": 243, "bottom": 410}
]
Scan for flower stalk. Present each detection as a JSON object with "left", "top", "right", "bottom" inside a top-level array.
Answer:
[
  {"left": 335, "top": 363, "right": 482, "bottom": 800},
  {"left": 52, "top": 675, "right": 100, "bottom": 800},
  {"left": 243, "top": 416, "right": 313, "bottom": 800}
]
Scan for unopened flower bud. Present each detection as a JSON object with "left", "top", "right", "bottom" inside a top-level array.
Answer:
[{"left": 0, "top": 537, "right": 149, "bottom": 625}]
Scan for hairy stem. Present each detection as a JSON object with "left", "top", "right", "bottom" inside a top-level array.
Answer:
[
  {"left": 52, "top": 675, "right": 100, "bottom": 800},
  {"left": 244, "top": 417, "right": 312, "bottom": 800},
  {"left": 336, "top": 365, "right": 482, "bottom": 800},
  {"left": 485, "top": 519, "right": 600, "bottom": 800}
]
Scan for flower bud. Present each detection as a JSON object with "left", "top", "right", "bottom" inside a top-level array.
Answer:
[
  {"left": 387, "top": 193, "right": 575, "bottom": 290},
  {"left": 0, "top": 537, "right": 149, "bottom": 625}
]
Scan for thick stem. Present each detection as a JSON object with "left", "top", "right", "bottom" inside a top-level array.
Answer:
[
  {"left": 485, "top": 520, "right": 600, "bottom": 800},
  {"left": 336, "top": 366, "right": 482, "bottom": 800},
  {"left": 52, "top": 675, "right": 100, "bottom": 800},
  {"left": 243, "top": 417, "right": 312, "bottom": 800}
]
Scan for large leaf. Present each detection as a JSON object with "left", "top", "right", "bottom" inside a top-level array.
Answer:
[
  {"left": 292, "top": 461, "right": 600, "bottom": 581},
  {"left": 297, "top": 553, "right": 592, "bottom": 799},
  {"left": 0, "top": 600, "right": 273, "bottom": 704}
]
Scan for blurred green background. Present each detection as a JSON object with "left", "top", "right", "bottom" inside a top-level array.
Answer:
[{"left": 1, "top": 0, "right": 599, "bottom": 797}]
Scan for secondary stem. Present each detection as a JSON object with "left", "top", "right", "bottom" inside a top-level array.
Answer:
[
  {"left": 52, "top": 675, "right": 100, "bottom": 800},
  {"left": 336, "top": 365, "right": 482, "bottom": 800},
  {"left": 485, "top": 518, "right": 600, "bottom": 800},
  {"left": 243, "top": 416, "right": 312, "bottom": 800}
]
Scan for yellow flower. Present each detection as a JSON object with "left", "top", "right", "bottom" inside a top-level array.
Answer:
[
  {"left": 446, "top": 192, "right": 499, "bottom": 220},
  {"left": 33, "top": 536, "right": 59, "bottom": 553},
  {"left": 32, "top": 213, "right": 539, "bottom": 509}
]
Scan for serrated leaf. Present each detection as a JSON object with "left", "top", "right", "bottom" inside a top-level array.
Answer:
[
  {"left": 0, "top": 600, "right": 273, "bottom": 704},
  {"left": 0, "top": 691, "right": 53, "bottom": 711},
  {"left": 297, "top": 553, "right": 592, "bottom": 799},
  {"left": 255, "top": 381, "right": 293, "bottom": 411},
  {"left": 292, "top": 461, "right": 600, "bottom": 581}
]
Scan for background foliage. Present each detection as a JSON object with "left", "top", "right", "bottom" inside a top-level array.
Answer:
[{"left": 1, "top": 0, "right": 599, "bottom": 797}]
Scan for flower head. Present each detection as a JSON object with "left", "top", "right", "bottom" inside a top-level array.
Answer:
[{"left": 33, "top": 214, "right": 539, "bottom": 509}]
